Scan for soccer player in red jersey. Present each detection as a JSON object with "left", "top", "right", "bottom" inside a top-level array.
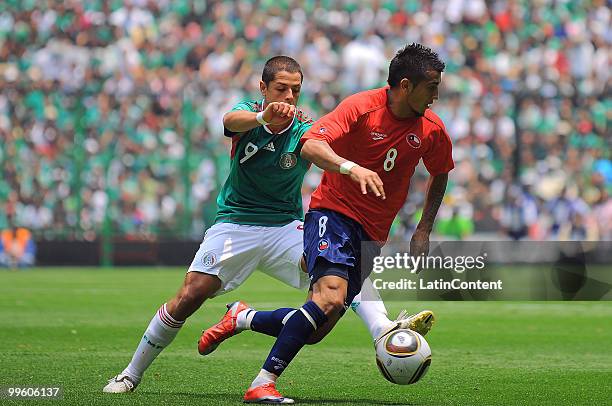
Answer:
[{"left": 241, "top": 43, "right": 453, "bottom": 404}]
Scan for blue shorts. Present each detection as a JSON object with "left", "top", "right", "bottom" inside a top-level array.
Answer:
[{"left": 303, "top": 209, "right": 380, "bottom": 305}]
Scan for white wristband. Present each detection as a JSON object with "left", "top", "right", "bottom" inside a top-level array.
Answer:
[
  {"left": 256, "top": 111, "right": 269, "bottom": 126},
  {"left": 339, "top": 161, "right": 357, "bottom": 175}
]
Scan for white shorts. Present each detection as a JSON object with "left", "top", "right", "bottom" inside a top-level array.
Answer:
[{"left": 188, "top": 220, "right": 310, "bottom": 296}]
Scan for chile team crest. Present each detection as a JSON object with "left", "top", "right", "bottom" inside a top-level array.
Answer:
[
  {"left": 406, "top": 133, "right": 421, "bottom": 148},
  {"left": 318, "top": 239, "right": 330, "bottom": 252}
]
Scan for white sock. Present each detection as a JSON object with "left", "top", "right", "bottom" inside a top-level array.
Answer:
[
  {"left": 250, "top": 369, "right": 278, "bottom": 388},
  {"left": 351, "top": 279, "right": 395, "bottom": 341},
  {"left": 236, "top": 309, "right": 256, "bottom": 332},
  {"left": 122, "top": 303, "right": 184, "bottom": 382}
]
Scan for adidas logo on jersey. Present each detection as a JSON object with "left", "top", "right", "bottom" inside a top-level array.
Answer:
[{"left": 262, "top": 142, "right": 276, "bottom": 152}]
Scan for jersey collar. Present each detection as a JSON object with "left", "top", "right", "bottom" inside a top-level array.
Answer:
[{"left": 260, "top": 99, "right": 296, "bottom": 135}]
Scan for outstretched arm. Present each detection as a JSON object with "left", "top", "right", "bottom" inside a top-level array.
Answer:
[
  {"left": 223, "top": 102, "right": 295, "bottom": 133},
  {"left": 301, "top": 139, "right": 385, "bottom": 199},
  {"left": 300, "top": 139, "right": 345, "bottom": 172},
  {"left": 410, "top": 173, "right": 448, "bottom": 257}
]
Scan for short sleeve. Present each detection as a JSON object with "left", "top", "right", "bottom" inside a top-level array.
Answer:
[
  {"left": 229, "top": 100, "right": 259, "bottom": 113},
  {"left": 301, "top": 95, "right": 363, "bottom": 144},
  {"left": 422, "top": 127, "right": 454, "bottom": 176},
  {"left": 224, "top": 100, "right": 261, "bottom": 137},
  {"left": 292, "top": 121, "right": 313, "bottom": 157},
  {"left": 295, "top": 120, "right": 313, "bottom": 138}
]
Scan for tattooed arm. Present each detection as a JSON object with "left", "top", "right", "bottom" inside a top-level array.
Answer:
[{"left": 410, "top": 173, "right": 448, "bottom": 258}]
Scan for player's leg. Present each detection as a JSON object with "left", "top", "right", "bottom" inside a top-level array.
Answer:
[
  {"left": 104, "top": 272, "right": 221, "bottom": 392},
  {"left": 244, "top": 210, "right": 357, "bottom": 403},
  {"left": 105, "top": 223, "right": 262, "bottom": 393},
  {"left": 234, "top": 220, "right": 344, "bottom": 344},
  {"left": 198, "top": 230, "right": 304, "bottom": 354},
  {"left": 218, "top": 224, "right": 430, "bottom": 347},
  {"left": 197, "top": 221, "right": 307, "bottom": 355},
  {"left": 210, "top": 220, "right": 375, "bottom": 345},
  {"left": 302, "top": 288, "right": 344, "bottom": 344},
  {"left": 239, "top": 212, "right": 360, "bottom": 348},
  {"left": 238, "top": 276, "right": 434, "bottom": 345},
  {"left": 252, "top": 240, "right": 400, "bottom": 344},
  {"left": 351, "top": 279, "right": 435, "bottom": 341},
  {"left": 219, "top": 287, "right": 345, "bottom": 345},
  {"left": 242, "top": 221, "right": 310, "bottom": 338},
  {"left": 245, "top": 263, "right": 346, "bottom": 404},
  {"left": 352, "top": 242, "right": 436, "bottom": 341},
  {"left": 254, "top": 269, "right": 347, "bottom": 386},
  {"left": 350, "top": 278, "right": 395, "bottom": 340}
]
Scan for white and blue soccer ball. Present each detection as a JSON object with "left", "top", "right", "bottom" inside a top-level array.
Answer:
[{"left": 375, "top": 329, "right": 432, "bottom": 385}]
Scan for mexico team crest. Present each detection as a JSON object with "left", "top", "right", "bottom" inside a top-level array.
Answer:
[
  {"left": 406, "top": 133, "right": 421, "bottom": 148},
  {"left": 279, "top": 153, "right": 297, "bottom": 169},
  {"left": 202, "top": 252, "right": 217, "bottom": 268}
]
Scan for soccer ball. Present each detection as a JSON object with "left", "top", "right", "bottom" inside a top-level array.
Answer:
[{"left": 375, "top": 329, "right": 432, "bottom": 385}]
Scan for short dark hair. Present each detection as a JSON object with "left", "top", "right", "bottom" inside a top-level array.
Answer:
[
  {"left": 262, "top": 56, "right": 303, "bottom": 84},
  {"left": 387, "top": 43, "right": 445, "bottom": 87}
]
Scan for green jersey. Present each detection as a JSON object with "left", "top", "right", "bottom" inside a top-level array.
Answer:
[{"left": 215, "top": 100, "right": 313, "bottom": 226}]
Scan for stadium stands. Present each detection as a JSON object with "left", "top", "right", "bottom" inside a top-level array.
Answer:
[{"left": 0, "top": 0, "right": 609, "bottom": 242}]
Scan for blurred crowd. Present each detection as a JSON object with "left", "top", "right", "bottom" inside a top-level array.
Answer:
[{"left": 0, "top": 0, "right": 610, "bottom": 242}]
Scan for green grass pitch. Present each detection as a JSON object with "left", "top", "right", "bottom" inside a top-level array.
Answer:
[{"left": 1, "top": 268, "right": 611, "bottom": 405}]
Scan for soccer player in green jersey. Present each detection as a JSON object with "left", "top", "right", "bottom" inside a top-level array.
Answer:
[{"left": 104, "top": 56, "right": 433, "bottom": 394}]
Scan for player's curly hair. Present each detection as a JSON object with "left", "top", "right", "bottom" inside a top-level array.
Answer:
[
  {"left": 262, "top": 56, "right": 303, "bottom": 84},
  {"left": 387, "top": 43, "right": 445, "bottom": 87}
]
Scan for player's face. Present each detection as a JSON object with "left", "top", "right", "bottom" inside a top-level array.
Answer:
[
  {"left": 261, "top": 71, "right": 303, "bottom": 106},
  {"left": 406, "top": 70, "right": 441, "bottom": 116}
]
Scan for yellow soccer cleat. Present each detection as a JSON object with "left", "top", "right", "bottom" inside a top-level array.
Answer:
[{"left": 375, "top": 310, "right": 435, "bottom": 345}]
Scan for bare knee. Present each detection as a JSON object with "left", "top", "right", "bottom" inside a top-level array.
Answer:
[
  {"left": 321, "top": 298, "right": 345, "bottom": 316},
  {"left": 177, "top": 284, "right": 206, "bottom": 309},
  {"left": 312, "top": 276, "right": 348, "bottom": 318},
  {"left": 167, "top": 273, "right": 221, "bottom": 320}
]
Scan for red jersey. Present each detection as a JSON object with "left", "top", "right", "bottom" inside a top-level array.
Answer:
[{"left": 301, "top": 87, "right": 454, "bottom": 242}]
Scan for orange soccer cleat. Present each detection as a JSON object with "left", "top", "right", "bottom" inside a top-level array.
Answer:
[
  {"left": 244, "top": 383, "right": 294, "bottom": 404},
  {"left": 198, "top": 300, "right": 250, "bottom": 355}
]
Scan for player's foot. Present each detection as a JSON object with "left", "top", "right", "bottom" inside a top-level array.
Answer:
[
  {"left": 103, "top": 374, "right": 138, "bottom": 393},
  {"left": 376, "top": 310, "right": 436, "bottom": 344},
  {"left": 397, "top": 309, "right": 435, "bottom": 336},
  {"left": 244, "top": 383, "right": 294, "bottom": 404},
  {"left": 198, "top": 300, "right": 251, "bottom": 355}
]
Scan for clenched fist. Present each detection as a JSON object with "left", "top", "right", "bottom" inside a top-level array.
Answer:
[{"left": 262, "top": 102, "right": 296, "bottom": 125}]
